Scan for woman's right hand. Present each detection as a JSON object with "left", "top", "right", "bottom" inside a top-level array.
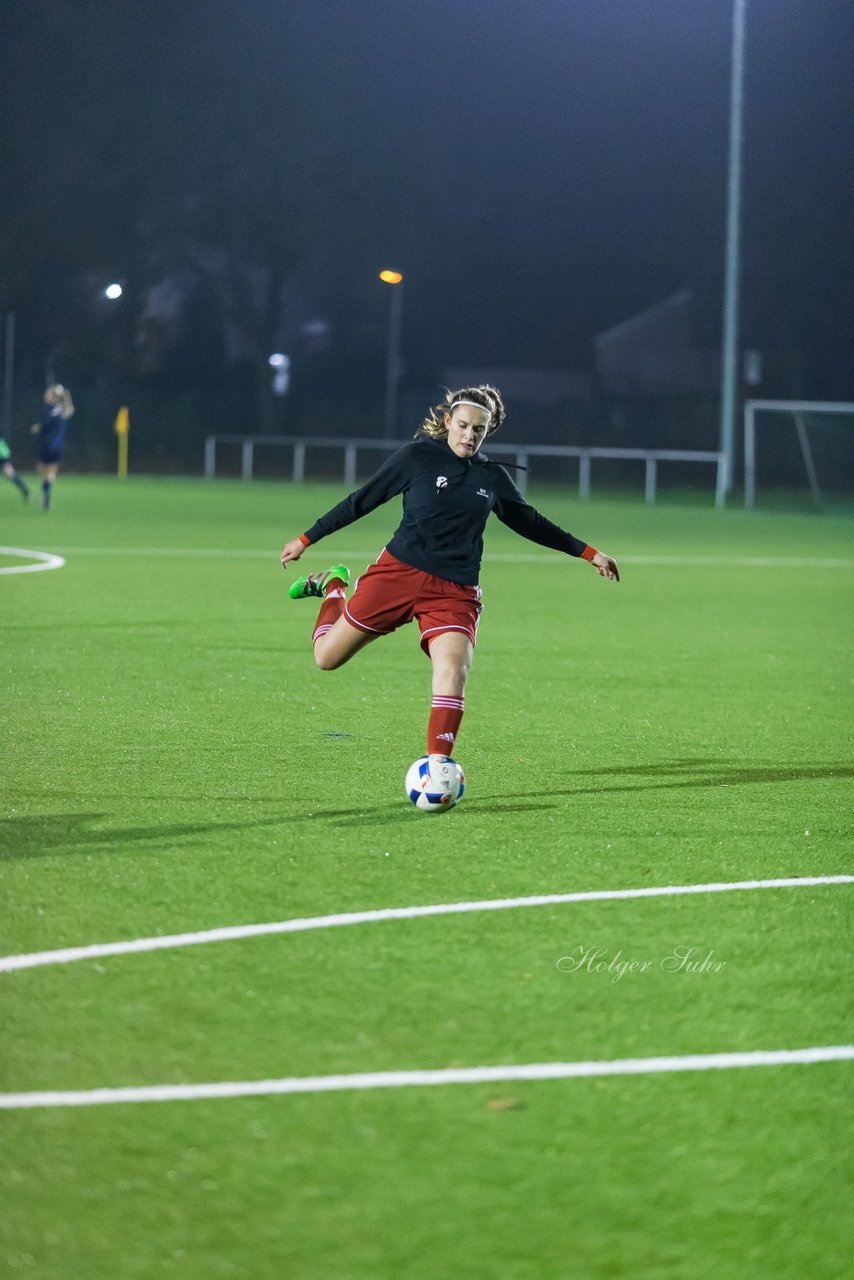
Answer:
[{"left": 280, "top": 538, "right": 307, "bottom": 568}]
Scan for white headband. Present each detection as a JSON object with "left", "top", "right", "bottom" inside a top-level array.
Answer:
[{"left": 450, "top": 399, "right": 493, "bottom": 418}]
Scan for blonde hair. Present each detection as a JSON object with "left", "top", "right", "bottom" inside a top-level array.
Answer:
[
  {"left": 416, "top": 384, "right": 506, "bottom": 441},
  {"left": 44, "top": 384, "right": 74, "bottom": 418}
]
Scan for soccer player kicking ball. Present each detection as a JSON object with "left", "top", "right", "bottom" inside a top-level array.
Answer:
[{"left": 280, "top": 385, "right": 619, "bottom": 764}]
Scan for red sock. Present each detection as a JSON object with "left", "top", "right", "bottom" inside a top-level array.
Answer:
[
  {"left": 428, "top": 695, "right": 464, "bottom": 756},
  {"left": 312, "top": 580, "right": 346, "bottom": 645}
]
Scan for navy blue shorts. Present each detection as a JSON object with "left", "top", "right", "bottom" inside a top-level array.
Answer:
[{"left": 38, "top": 449, "right": 63, "bottom": 466}]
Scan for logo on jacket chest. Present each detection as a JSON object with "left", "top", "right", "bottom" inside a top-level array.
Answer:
[{"left": 433, "top": 475, "right": 492, "bottom": 501}]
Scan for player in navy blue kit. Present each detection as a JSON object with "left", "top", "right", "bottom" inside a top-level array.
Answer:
[
  {"left": 281, "top": 385, "right": 619, "bottom": 760},
  {"left": 31, "top": 384, "right": 74, "bottom": 509}
]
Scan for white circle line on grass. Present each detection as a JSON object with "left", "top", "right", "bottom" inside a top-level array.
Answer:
[
  {"left": 0, "top": 546, "right": 65, "bottom": 575},
  {"left": 33, "top": 546, "right": 854, "bottom": 569},
  {"left": 1, "top": 1045, "right": 851, "bottom": 1110},
  {"left": 2, "top": 875, "right": 852, "bottom": 974}
]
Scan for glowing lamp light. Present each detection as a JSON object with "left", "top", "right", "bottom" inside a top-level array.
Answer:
[
  {"left": 104, "top": 283, "right": 123, "bottom": 299},
  {"left": 379, "top": 270, "right": 403, "bottom": 285},
  {"left": 268, "top": 352, "right": 288, "bottom": 368}
]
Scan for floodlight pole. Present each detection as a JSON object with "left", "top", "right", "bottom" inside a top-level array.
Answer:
[
  {"left": 2, "top": 310, "right": 14, "bottom": 436},
  {"left": 718, "top": 0, "right": 748, "bottom": 500},
  {"left": 381, "top": 273, "right": 404, "bottom": 438}
]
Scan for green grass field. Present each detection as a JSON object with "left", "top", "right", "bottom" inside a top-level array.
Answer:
[{"left": 1, "top": 476, "right": 853, "bottom": 1279}]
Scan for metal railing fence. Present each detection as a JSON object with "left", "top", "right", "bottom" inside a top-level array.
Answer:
[{"left": 204, "top": 434, "right": 726, "bottom": 505}]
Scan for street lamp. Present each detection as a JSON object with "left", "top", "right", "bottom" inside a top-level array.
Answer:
[
  {"left": 268, "top": 352, "right": 291, "bottom": 397},
  {"left": 379, "top": 269, "right": 404, "bottom": 437},
  {"left": 47, "top": 277, "right": 124, "bottom": 382}
]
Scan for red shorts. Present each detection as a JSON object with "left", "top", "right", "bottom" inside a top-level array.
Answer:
[{"left": 344, "top": 550, "right": 483, "bottom": 656}]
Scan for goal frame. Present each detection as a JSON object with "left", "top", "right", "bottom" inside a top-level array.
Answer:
[{"left": 743, "top": 399, "right": 854, "bottom": 508}]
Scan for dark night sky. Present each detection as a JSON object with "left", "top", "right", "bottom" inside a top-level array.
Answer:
[{"left": 2, "top": 0, "right": 853, "bottom": 394}]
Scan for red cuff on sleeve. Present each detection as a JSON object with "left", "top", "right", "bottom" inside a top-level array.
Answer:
[
  {"left": 581, "top": 544, "right": 598, "bottom": 562},
  {"left": 298, "top": 534, "right": 311, "bottom": 547}
]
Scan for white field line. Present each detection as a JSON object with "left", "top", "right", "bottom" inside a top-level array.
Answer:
[
  {"left": 2, "top": 876, "right": 852, "bottom": 975},
  {"left": 0, "top": 546, "right": 65, "bottom": 575},
  {"left": 1, "top": 1046, "right": 852, "bottom": 1110},
  {"left": 25, "top": 546, "right": 854, "bottom": 569}
]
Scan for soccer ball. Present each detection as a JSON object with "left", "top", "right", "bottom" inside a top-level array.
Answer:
[{"left": 405, "top": 755, "right": 465, "bottom": 813}]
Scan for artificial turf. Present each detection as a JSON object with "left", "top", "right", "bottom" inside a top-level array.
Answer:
[{"left": 1, "top": 475, "right": 852, "bottom": 1279}]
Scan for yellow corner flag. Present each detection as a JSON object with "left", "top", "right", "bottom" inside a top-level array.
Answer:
[{"left": 114, "top": 406, "right": 130, "bottom": 478}]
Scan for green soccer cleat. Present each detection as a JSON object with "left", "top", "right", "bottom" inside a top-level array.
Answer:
[{"left": 287, "top": 564, "right": 350, "bottom": 600}]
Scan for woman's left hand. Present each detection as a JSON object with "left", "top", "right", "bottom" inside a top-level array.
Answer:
[{"left": 591, "top": 550, "right": 620, "bottom": 582}]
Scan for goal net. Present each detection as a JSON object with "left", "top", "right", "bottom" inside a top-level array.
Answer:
[{"left": 744, "top": 400, "right": 854, "bottom": 507}]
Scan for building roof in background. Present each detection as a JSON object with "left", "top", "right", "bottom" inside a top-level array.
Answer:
[
  {"left": 594, "top": 290, "right": 694, "bottom": 350},
  {"left": 594, "top": 291, "right": 719, "bottom": 397}
]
